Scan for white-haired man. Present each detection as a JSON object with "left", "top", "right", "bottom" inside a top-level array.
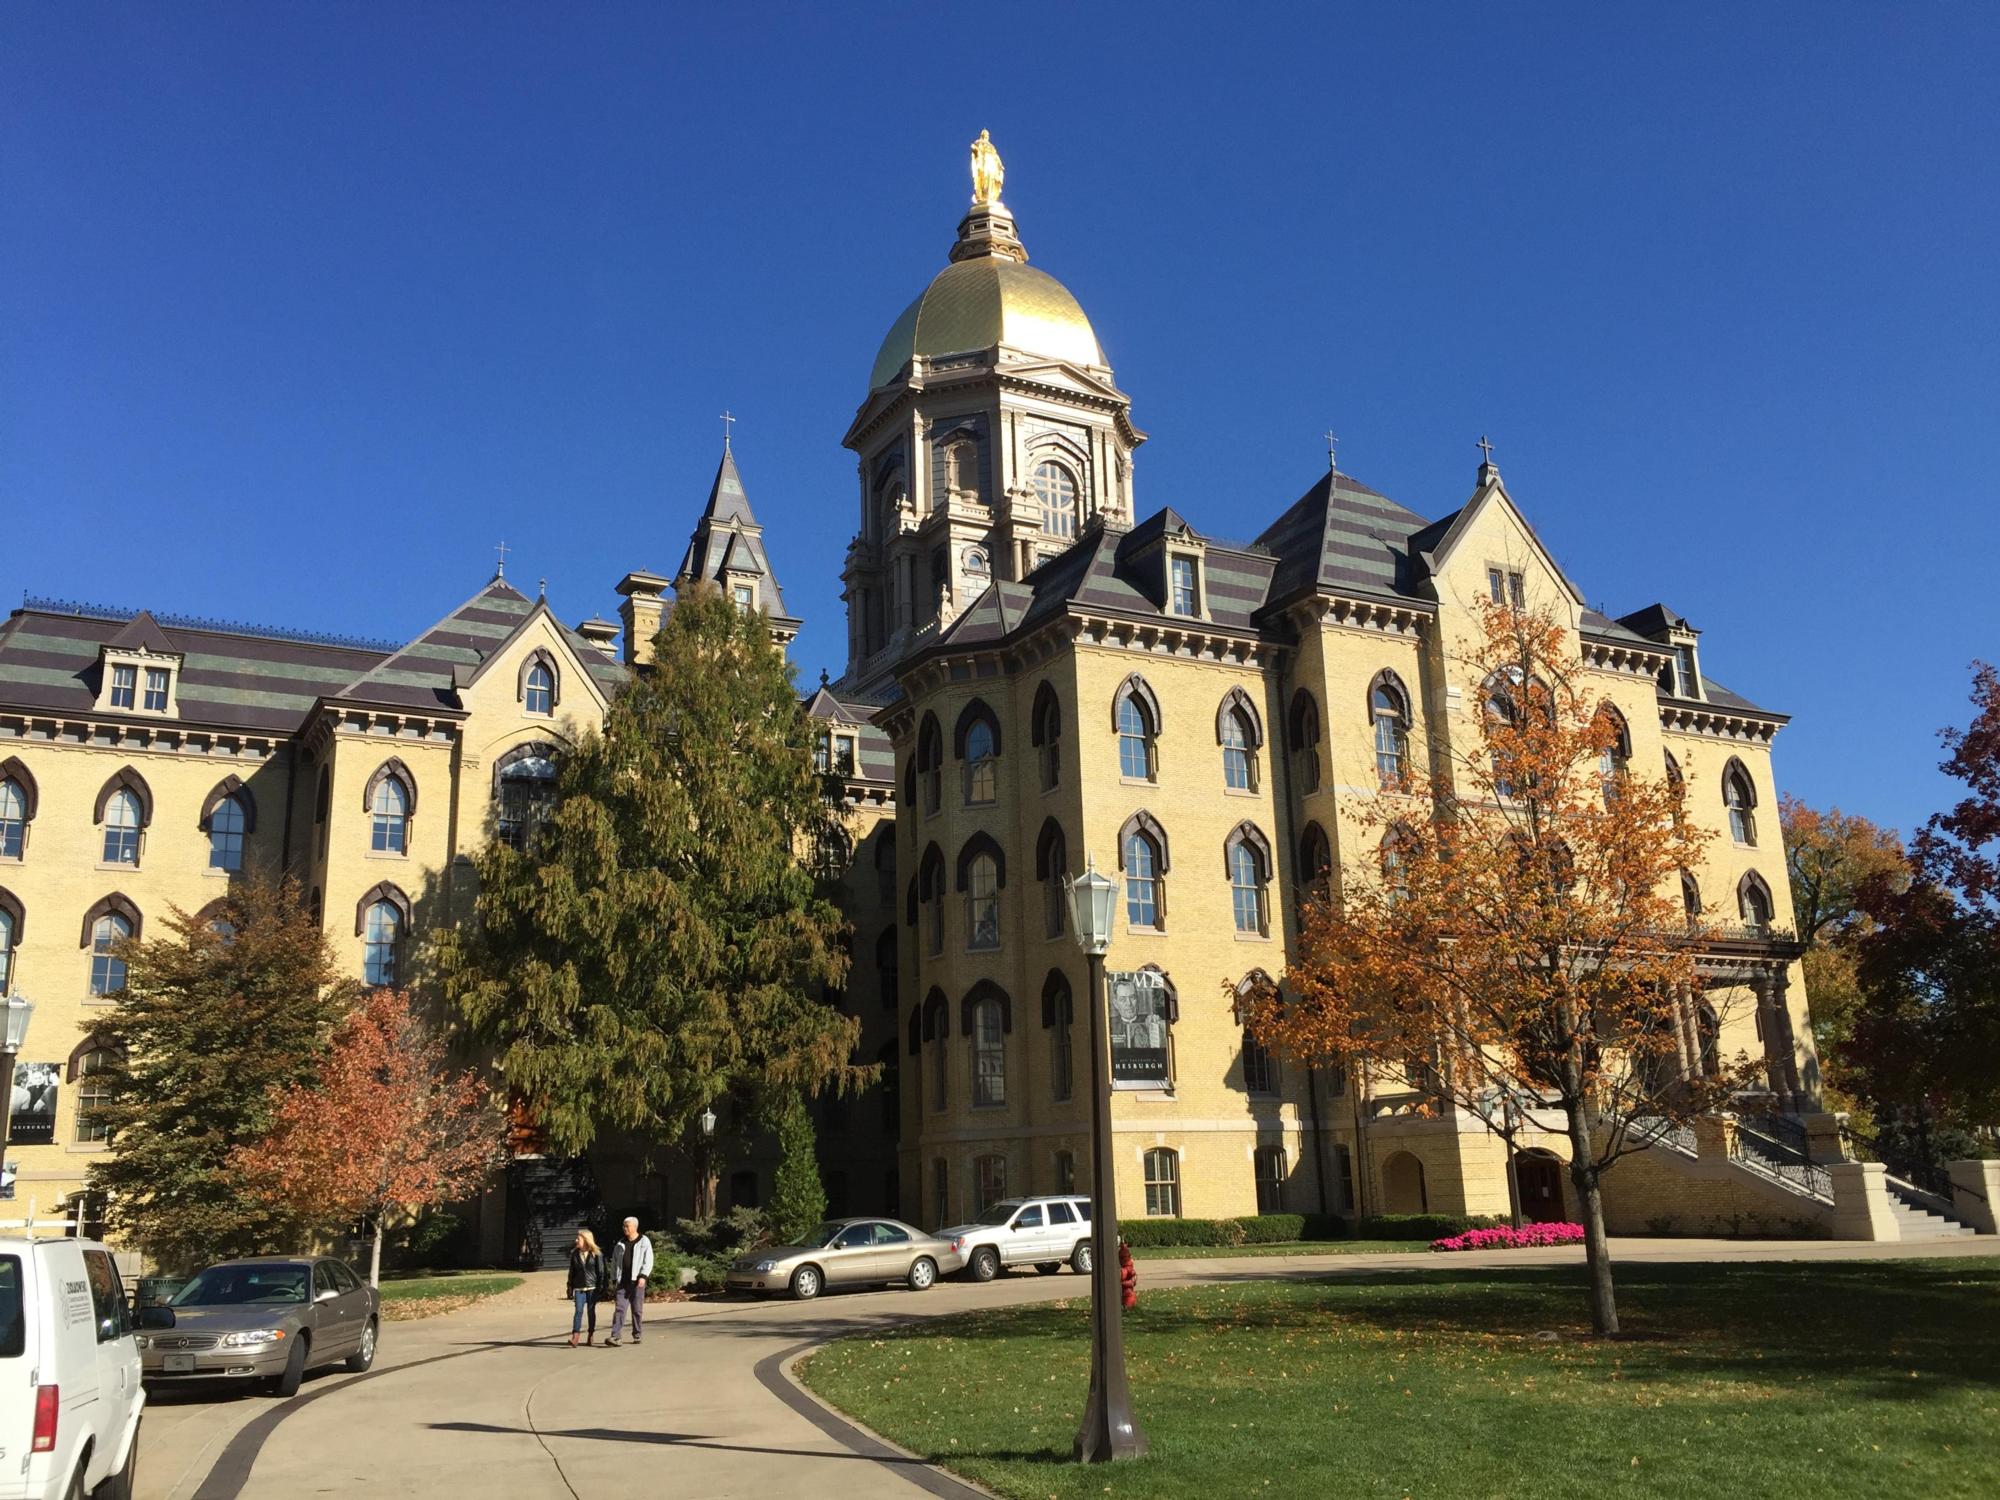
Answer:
[{"left": 603, "top": 1216, "right": 654, "bottom": 1346}]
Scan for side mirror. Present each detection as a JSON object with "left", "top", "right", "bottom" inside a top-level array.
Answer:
[
  {"left": 316, "top": 1288, "right": 339, "bottom": 1303},
  {"left": 137, "top": 1305, "right": 175, "bottom": 1330}
]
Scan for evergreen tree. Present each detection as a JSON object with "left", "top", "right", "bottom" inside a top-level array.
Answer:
[
  {"left": 763, "top": 1090, "right": 827, "bottom": 1246},
  {"left": 436, "top": 582, "right": 861, "bottom": 1155},
  {"left": 85, "top": 877, "right": 358, "bottom": 1270}
]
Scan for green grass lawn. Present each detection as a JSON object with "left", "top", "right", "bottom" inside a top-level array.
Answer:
[
  {"left": 376, "top": 1272, "right": 523, "bottom": 1319},
  {"left": 1126, "top": 1238, "right": 1432, "bottom": 1260},
  {"left": 800, "top": 1258, "right": 2000, "bottom": 1500}
]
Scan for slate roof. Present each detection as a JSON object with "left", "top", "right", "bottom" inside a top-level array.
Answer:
[
  {"left": 1255, "top": 470, "right": 1432, "bottom": 606},
  {"left": 677, "top": 448, "right": 798, "bottom": 624},
  {"left": 803, "top": 684, "right": 896, "bottom": 781},
  {"left": 0, "top": 578, "right": 624, "bottom": 734}
]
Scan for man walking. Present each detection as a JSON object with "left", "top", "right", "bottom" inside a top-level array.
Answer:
[{"left": 603, "top": 1216, "right": 653, "bottom": 1347}]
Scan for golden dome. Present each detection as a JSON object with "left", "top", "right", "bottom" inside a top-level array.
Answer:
[{"left": 869, "top": 255, "right": 1104, "bottom": 391}]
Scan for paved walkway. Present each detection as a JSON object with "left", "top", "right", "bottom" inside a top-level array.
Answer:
[{"left": 136, "top": 1235, "right": 1999, "bottom": 1500}]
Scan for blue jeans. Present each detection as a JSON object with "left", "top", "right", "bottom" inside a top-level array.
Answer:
[{"left": 570, "top": 1289, "right": 597, "bottom": 1337}]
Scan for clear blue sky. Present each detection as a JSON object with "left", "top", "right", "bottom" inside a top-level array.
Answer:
[{"left": 4, "top": 5, "right": 1994, "bottom": 839}]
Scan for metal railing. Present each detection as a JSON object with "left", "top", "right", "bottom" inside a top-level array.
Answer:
[
  {"left": 1629, "top": 1115, "right": 1697, "bottom": 1158},
  {"left": 1730, "top": 1117, "right": 1832, "bottom": 1202}
]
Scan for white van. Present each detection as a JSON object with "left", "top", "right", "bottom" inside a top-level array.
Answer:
[{"left": 0, "top": 1239, "right": 143, "bottom": 1500}]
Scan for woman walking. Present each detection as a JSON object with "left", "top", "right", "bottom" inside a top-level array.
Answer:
[{"left": 567, "top": 1228, "right": 605, "bottom": 1347}]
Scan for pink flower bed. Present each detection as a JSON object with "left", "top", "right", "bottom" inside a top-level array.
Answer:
[{"left": 1430, "top": 1222, "right": 1586, "bottom": 1253}]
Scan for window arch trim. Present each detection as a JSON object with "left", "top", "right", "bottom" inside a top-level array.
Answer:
[
  {"left": 1367, "top": 669, "right": 1413, "bottom": 725},
  {"left": 1034, "top": 818, "right": 1067, "bottom": 881},
  {"left": 363, "top": 757, "right": 418, "bottom": 817},
  {"left": 198, "top": 775, "right": 257, "bottom": 834},
  {"left": 918, "top": 843, "right": 947, "bottom": 898},
  {"left": 518, "top": 648, "right": 561, "bottom": 710},
  {"left": 953, "top": 698, "right": 1003, "bottom": 759},
  {"left": 1029, "top": 681, "right": 1062, "bottom": 747},
  {"left": 954, "top": 832, "right": 1007, "bottom": 892},
  {"left": 1040, "top": 969, "right": 1074, "bottom": 1028},
  {"left": 1286, "top": 690, "right": 1320, "bottom": 751},
  {"left": 1298, "top": 821, "right": 1332, "bottom": 879},
  {"left": 0, "top": 758, "right": 38, "bottom": 822},
  {"left": 491, "top": 739, "right": 563, "bottom": 798},
  {"left": 1116, "top": 810, "right": 1171, "bottom": 873},
  {"left": 920, "top": 987, "right": 949, "bottom": 1042},
  {"left": 92, "top": 767, "right": 153, "bottom": 828},
  {"left": 959, "top": 978, "right": 1013, "bottom": 1037},
  {"left": 1721, "top": 756, "right": 1759, "bottom": 808},
  {"left": 1596, "top": 704, "right": 1632, "bottom": 758},
  {"left": 190, "top": 896, "right": 232, "bottom": 931},
  {"left": 79, "top": 892, "right": 141, "bottom": 947},
  {"left": 1223, "top": 820, "right": 1273, "bottom": 878},
  {"left": 1214, "top": 687, "right": 1265, "bottom": 750},
  {"left": 353, "top": 881, "right": 412, "bottom": 938},
  {"left": 66, "top": 1035, "right": 126, "bottom": 1084},
  {"left": 1136, "top": 962, "right": 1180, "bottom": 1022},
  {"left": 915, "top": 713, "right": 944, "bottom": 770},
  {"left": 0, "top": 885, "right": 23, "bottom": 945},
  {"left": 1110, "top": 673, "right": 1162, "bottom": 733},
  {"left": 1736, "top": 869, "right": 1775, "bottom": 919}
]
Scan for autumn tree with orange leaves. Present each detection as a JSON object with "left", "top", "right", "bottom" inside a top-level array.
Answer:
[
  {"left": 234, "top": 989, "right": 504, "bottom": 1285},
  {"left": 1243, "top": 603, "right": 1760, "bottom": 1335}
]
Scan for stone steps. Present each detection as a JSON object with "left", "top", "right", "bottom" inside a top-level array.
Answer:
[{"left": 1888, "top": 1198, "right": 1978, "bottom": 1240}]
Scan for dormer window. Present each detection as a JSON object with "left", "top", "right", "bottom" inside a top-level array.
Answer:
[
  {"left": 1673, "top": 643, "right": 1701, "bottom": 699},
  {"left": 143, "top": 668, "right": 170, "bottom": 711},
  {"left": 109, "top": 666, "right": 136, "bottom": 709},
  {"left": 97, "top": 647, "right": 180, "bottom": 717},
  {"left": 1170, "top": 556, "right": 1200, "bottom": 616},
  {"left": 524, "top": 661, "right": 554, "bottom": 716},
  {"left": 733, "top": 584, "right": 755, "bottom": 611}
]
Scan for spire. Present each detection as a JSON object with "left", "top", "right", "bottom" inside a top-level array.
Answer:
[
  {"left": 673, "top": 441, "right": 802, "bottom": 648},
  {"left": 702, "top": 444, "right": 756, "bottom": 525}
]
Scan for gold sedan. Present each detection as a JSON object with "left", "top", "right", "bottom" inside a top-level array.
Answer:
[{"left": 726, "top": 1217, "right": 965, "bottom": 1300}]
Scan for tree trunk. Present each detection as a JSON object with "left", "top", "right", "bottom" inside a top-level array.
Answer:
[
  {"left": 1503, "top": 1134, "right": 1524, "bottom": 1231},
  {"left": 370, "top": 1217, "right": 384, "bottom": 1288},
  {"left": 1562, "top": 1102, "right": 1618, "bottom": 1335}
]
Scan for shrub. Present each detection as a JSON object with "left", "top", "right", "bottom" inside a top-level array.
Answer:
[
  {"left": 1358, "top": 1213, "right": 1505, "bottom": 1240},
  {"left": 1236, "top": 1213, "right": 1306, "bottom": 1244},
  {"left": 1113, "top": 1215, "right": 1348, "bottom": 1248},
  {"left": 1431, "top": 1222, "right": 1584, "bottom": 1252}
]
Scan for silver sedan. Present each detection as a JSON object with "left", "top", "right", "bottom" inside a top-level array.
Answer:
[
  {"left": 138, "top": 1256, "right": 380, "bottom": 1396},
  {"left": 726, "top": 1217, "right": 964, "bottom": 1300}
]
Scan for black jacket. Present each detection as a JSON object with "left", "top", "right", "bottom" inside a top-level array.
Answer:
[{"left": 566, "top": 1249, "right": 605, "bottom": 1293}]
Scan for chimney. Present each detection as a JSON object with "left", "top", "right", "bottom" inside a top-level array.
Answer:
[
  {"left": 615, "top": 571, "right": 671, "bottom": 666},
  {"left": 576, "top": 616, "right": 620, "bottom": 654}
]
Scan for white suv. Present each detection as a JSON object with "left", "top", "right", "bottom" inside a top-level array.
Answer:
[
  {"left": 941, "top": 1196, "right": 1095, "bottom": 1282},
  {"left": 0, "top": 1237, "right": 144, "bottom": 1500}
]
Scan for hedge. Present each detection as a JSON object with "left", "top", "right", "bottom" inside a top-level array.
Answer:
[{"left": 1113, "top": 1213, "right": 1504, "bottom": 1249}]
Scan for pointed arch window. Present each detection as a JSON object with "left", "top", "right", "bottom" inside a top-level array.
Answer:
[
  {"left": 916, "top": 714, "right": 944, "bottom": 816},
  {"left": 964, "top": 852, "right": 1001, "bottom": 951},
  {"left": 1287, "top": 690, "right": 1321, "bottom": 794},
  {"left": 495, "top": 742, "right": 560, "bottom": 852},
  {"left": 967, "top": 986, "right": 1008, "bottom": 1106},
  {"left": 1238, "top": 983, "right": 1277, "bottom": 1095},
  {"left": 89, "top": 912, "right": 132, "bottom": 997},
  {"left": 1114, "top": 676, "right": 1161, "bottom": 782},
  {"left": 922, "top": 989, "right": 950, "bottom": 1112},
  {"left": 365, "top": 760, "right": 416, "bottom": 854},
  {"left": 0, "top": 892, "right": 18, "bottom": 995},
  {"left": 919, "top": 845, "right": 947, "bottom": 957},
  {"left": 523, "top": 658, "right": 556, "bottom": 716},
  {"left": 956, "top": 700, "right": 1001, "bottom": 806},
  {"left": 1597, "top": 707, "right": 1631, "bottom": 807},
  {"left": 1032, "top": 460, "right": 1079, "bottom": 539},
  {"left": 102, "top": 790, "right": 142, "bottom": 867},
  {"left": 1216, "top": 688, "right": 1262, "bottom": 792},
  {"left": 1035, "top": 819, "right": 1068, "bottom": 939},
  {"left": 1119, "top": 812, "right": 1169, "bottom": 930},
  {"left": 1254, "top": 1143, "right": 1287, "bottom": 1213},
  {"left": 0, "top": 759, "right": 36, "bottom": 859},
  {"left": 1370, "top": 671, "right": 1412, "bottom": 789},
  {"left": 1299, "top": 822, "right": 1332, "bottom": 906},
  {"left": 1042, "top": 971, "right": 1074, "bottom": 1102},
  {"left": 1226, "top": 823, "right": 1272, "bottom": 936},
  {"left": 1380, "top": 822, "right": 1416, "bottom": 902},
  {"left": 206, "top": 795, "right": 247, "bottom": 872},
  {"left": 1681, "top": 870, "right": 1703, "bottom": 927},
  {"left": 363, "top": 899, "right": 403, "bottom": 985},
  {"left": 1738, "top": 871, "right": 1775, "bottom": 934},
  {"left": 73, "top": 1047, "right": 120, "bottom": 1144},
  {"left": 1031, "top": 682, "right": 1062, "bottom": 791},
  {"left": 1723, "top": 759, "right": 1759, "bottom": 846}
]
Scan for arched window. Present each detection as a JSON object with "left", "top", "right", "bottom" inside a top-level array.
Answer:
[
  {"left": 963, "top": 547, "right": 989, "bottom": 577},
  {"left": 205, "top": 795, "right": 247, "bottom": 872},
  {"left": 957, "top": 701, "right": 1000, "bottom": 806},
  {"left": 969, "top": 993, "right": 1006, "bottom": 1106},
  {"left": 876, "top": 927, "right": 899, "bottom": 1013},
  {"left": 916, "top": 714, "right": 944, "bottom": 816},
  {"left": 1032, "top": 460, "right": 1079, "bottom": 538},
  {"left": 1119, "top": 813, "right": 1169, "bottom": 930},
  {"left": 919, "top": 845, "right": 946, "bottom": 957},
  {"left": 1115, "top": 684, "right": 1159, "bottom": 782},
  {"left": 1380, "top": 821, "right": 1415, "bottom": 900},
  {"left": 366, "top": 761, "right": 414, "bottom": 854},
  {"left": 923, "top": 990, "right": 950, "bottom": 1112},
  {"left": 0, "top": 776, "right": 29, "bottom": 860},
  {"left": 524, "top": 660, "right": 555, "bottom": 715},
  {"left": 1370, "top": 672, "right": 1412, "bottom": 789},
  {"left": 1226, "top": 823, "right": 1272, "bottom": 936},
  {"left": 1681, "top": 871, "right": 1702, "bottom": 926},
  {"left": 1723, "top": 759, "right": 1758, "bottom": 845},
  {"left": 101, "top": 789, "right": 142, "bottom": 866},
  {"left": 946, "top": 439, "right": 979, "bottom": 499},
  {"left": 0, "top": 895, "right": 17, "bottom": 995},
  {"left": 964, "top": 852, "right": 1001, "bottom": 951},
  {"left": 1597, "top": 707, "right": 1631, "bottom": 807},
  {"left": 1254, "top": 1144, "right": 1287, "bottom": 1214},
  {"left": 1054, "top": 1149, "right": 1076, "bottom": 1194},
  {"left": 1299, "top": 822, "right": 1332, "bottom": 903},
  {"left": 1241, "top": 1019, "right": 1276, "bottom": 1095},
  {"left": 1043, "top": 971, "right": 1074, "bottom": 1102},
  {"left": 1031, "top": 682, "right": 1062, "bottom": 791},
  {"left": 1216, "top": 688, "right": 1262, "bottom": 793},
  {"left": 1696, "top": 1002, "right": 1721, "bottom": 1076},
  {"left": 1036, "top": 819, "right": 1068, "bottom": 939},
  {"left": 1143, "top": 1148, "right": 1180, "bottom": 1217},
  {"left": 495, "top": 744, "right": 560, "bottom": 852},
  {"left": 1287, "top": 690, "right": 1321, "bottom": 794},
  {"left": 73, "top": 1048, "right": 119, "bottom": 1144},
  {"left": 1483, "top": 671, "right": 1528, "bottom": 798},
  {"left": 974, "top": 1154, "right": 1008, "bottom": 1214},
  {"left": 1738, "top": 872, "right": 1775, "bottom": 933},
  {"left": 363, "top": 900, "right": 402, "bottom": 986},
  {"left": 89, "top": 913, "right": 131, "bottom": 996}
]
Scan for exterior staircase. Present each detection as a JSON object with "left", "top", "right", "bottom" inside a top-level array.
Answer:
[
  {"left": 508, "top": 1156, "right": 604, "bottom": 1270},
  {"left": 1882, "top": 1176, "right": 1980, "bottom": 1240}
]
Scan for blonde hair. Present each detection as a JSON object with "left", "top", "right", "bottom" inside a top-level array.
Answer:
[{"left": 575, "top": 1228, "right": 601, "bottom": 1256}]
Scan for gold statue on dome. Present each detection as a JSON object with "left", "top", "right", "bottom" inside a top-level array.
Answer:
[{"left": 970, "top": 129, "right": 1005, "bottom": 206}]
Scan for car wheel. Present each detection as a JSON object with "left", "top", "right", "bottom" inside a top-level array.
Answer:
[
  {"left": 908, "top": 1257, "right": 937, "bottom": 1291},
  {"left": 790, "top": 1265, "right": 822, "bottom": 1301},
  {"left": 1072, "top": 1241, "right": 1093, "bottom": 1275},
  {"left": 273, "top": 1334, "right": 308, "bottom": 1397},
  {"left": 1035, "top": 1261, "right": 1063, "bottom": 1275},
  {"left": 969, "top": 1247, "right": 1000, "bottom": 1283},
  {"left": 63, "top": 1458, "right": 86, "bottom": 1500},
  {"left": 344, "top": 1318, "right": 378, "bottom": 1373},
  {"left": 93, "top": 1427, "right": 137, "bottom": 1500}
]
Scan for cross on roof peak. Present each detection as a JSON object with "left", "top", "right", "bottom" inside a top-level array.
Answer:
[
  {"left": 494, "top": 540, "right": 511, "bottom": 577},
  {"left": 1477, "top": 434, "right": 1496, "bottom": 466},
  {"left": 1324, "top": 429, "right": 1339, "bottom": 473},
  {"left": 720, "top": 409, "right": 736, "bottom": 453}
]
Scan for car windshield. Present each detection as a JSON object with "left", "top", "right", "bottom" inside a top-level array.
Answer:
[
  {"left": 974, "top": 1201, "right": 1022, "bottom": 1226},
  {"left": 807, "top": 1223, "right": 847, "bottom": 1247},
  {"left": 172, "top": 1264, "right": 311, "bottom": 1306}
]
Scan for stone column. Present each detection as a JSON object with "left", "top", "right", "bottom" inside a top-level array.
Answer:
[
  {"left": 1828, "top": 1162, "right": 1901, "bottom": 1242},
  {"left": 1671, "top": 986, "right": 1696, "bottom": 1082},
  {"left": 1770, "top": 967, "right": 1808, "bottom": 1108},
  {"left": 1753, "top": 975, "right": 1794, "bottom": 1111},
  {"left": 1946, "top": 1160, "right": 2000, "bottom": 1234}
]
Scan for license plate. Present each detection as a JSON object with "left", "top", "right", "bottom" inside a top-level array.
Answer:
[{"left": 164, "top": 1353, "right": 195, "bottom": 1373}]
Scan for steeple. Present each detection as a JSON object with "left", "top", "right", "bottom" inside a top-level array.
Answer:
[{"left": 674, "top": 439, "right": 802, "bottom": 650}]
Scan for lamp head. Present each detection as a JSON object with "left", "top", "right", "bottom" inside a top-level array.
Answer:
[
  {"left": 1, "top": 995, "right": 31, "bottom": 1054},
  {"left": 699, "top": 1105, "right": 718, "bottom": 1138},
  {"left": 1065, "top": 857, "right": 1118, "bottom": 957}
]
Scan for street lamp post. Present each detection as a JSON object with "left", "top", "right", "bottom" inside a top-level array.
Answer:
[
  {"left": 1064, "top": 860, "right": 1147, "bottom": 1463},
  {"left": 0, "top": 995, "right": 35, "bottom": 1202},
  {"left": 697, "top": 1104, "right": 718, "bottom": 1219}
]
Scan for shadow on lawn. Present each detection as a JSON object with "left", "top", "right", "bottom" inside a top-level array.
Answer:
[{"left": 860, "top": 1260, "right": 2000, "bottom": 1404}]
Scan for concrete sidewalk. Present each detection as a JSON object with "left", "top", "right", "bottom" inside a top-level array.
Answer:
[{"left": 138, "top": 1235, "right": 1999, "bottom": 1500}]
